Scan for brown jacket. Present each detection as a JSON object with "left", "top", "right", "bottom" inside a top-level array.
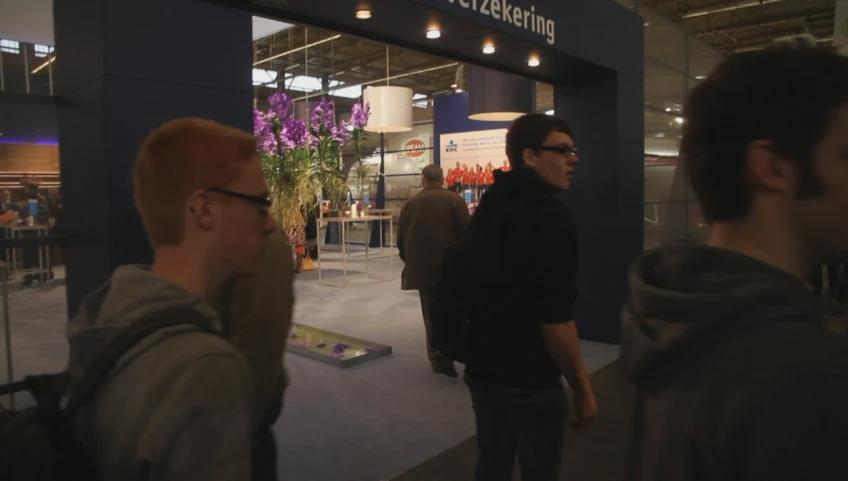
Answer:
[
  {"left": 398, "top": 185, "right": 470, "bottom": 290},
  {"left": 214, "top": 228, "right": 294, "bottom": 431}
]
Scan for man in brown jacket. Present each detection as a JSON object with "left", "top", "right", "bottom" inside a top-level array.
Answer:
[
  {"left": 215, "top": 227, "right": 295, "bottom": 481},
  {"left": 398, "top": 164, "right": 470, "bottom": 377}
]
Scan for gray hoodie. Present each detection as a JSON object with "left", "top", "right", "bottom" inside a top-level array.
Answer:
[
  {"left": 66, "top": 265, "right": 254, "bottom": 481},
  {"left": 620, "top": 244, "right": 848, "bottom": 481}
]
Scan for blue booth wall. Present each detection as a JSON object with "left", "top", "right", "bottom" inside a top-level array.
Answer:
[
  {"left": 0, "top": 98, "right": 59, "bottom": 145},
  {"left": 432, "top": 93, "right": 511, "bottom": 166}
]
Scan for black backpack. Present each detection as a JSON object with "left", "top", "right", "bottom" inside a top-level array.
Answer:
[
  {"left": 0, "top": 308, "right": 212, "bottom": 481},
  {"left": 430, "top": 197, "right": 542, "bottom": 364}
]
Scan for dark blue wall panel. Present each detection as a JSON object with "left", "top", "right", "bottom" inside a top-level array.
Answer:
[
  {"left": 0, "top": 98, "right": 58, "bottom": 145},
  {"left": 555, "top": 71, "right": 644, "bottom": 343},
  {"left": 54, "top": 0, "right": 253, "bottom": 317},
  {"left": 433, "top": 93, "right": 511, "bottom": 166}
]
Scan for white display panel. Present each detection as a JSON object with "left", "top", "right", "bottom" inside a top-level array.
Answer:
[{"left": 439, "top": 128, "right": 508, "bottom": 171}]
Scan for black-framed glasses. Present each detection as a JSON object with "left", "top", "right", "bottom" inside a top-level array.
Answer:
[
  {"left": 206, "top": 188, "right": 272, "bottom": 207},
  {"left": 537, "top": 145, "right": 578, "bottom": 156}
]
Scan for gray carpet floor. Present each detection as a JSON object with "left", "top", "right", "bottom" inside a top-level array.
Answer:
[{"left": 1, "top": 253, "right": 619, "bottom": 481}]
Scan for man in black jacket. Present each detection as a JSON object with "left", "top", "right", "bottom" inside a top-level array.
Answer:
[
  {"left": 621, "top": 46, "right": 848, "bottom": 480},
  {"left": 463, "top": 114, "right": 596, "bottom": 481}
]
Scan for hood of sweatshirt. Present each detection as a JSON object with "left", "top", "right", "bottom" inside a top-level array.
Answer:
[
  {"left": 66, "top": 265, "right": 221, "bottom": 384},
  {"left": 472, "top": 167, "right": 558, "bottom": 223},
  {"left": 620, "top": 243, "right": 822, "bottom": 389}
]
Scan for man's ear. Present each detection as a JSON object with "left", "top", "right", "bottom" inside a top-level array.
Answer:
[
  {"left": 744, "top": 140, "right": 796, "bottom": 194},
  {"left": 522, "top": 148, "right": 537, "bottom": 168},
  {"left": 187, "top": 190, "right": 216, "bottom": 231}
]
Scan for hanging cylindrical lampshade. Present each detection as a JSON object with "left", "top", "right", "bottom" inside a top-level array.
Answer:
[
  {"left": 363, "top": 86, "right": 414, "bottom": 133},
  {"left": 467, "top": 67, "right": 535, "bottom": 121}
]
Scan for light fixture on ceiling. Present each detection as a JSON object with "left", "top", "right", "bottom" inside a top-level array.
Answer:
[
  {"left": 467, "top": 67, "right": 534, "bottom": 121},
  {"left": 528, "top": 57, "right": 540, "bottom": 67},
  {"left": 664, "top": 108, "right": 672, "bottom": 112},
  {"left": 363, "top": 86, "right": 414, "bottom": 133},
  {"left": 675, "top": 117, "right": 684, "bottom": 124},
  {"left": 355, "top": 8, "right": 372, "bottom": 19},
  {"left": 451, "top": 83, "right": 458, "bottom": 89},
  {"left": 456, "top": 88, "right": 464, "bottom": 93},
  {"left": 695, "top": 75, "right": 706, "bottom": 80},
  {"left": 482, "top": 44, "right": 496, "bottom": 55},
  {"left": 425, "top": 28, "right": 441, "bottom": 39},
  {"left": 545, "top": 110, "right": 554, "bottom": 116}
]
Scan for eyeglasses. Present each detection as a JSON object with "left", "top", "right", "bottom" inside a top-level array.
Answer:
[
  {"left": 206, "top": 188, "right": 272, "bottom": 207},
  {"left": 537, "top": 145, "right": 578, "bottom": 156}
]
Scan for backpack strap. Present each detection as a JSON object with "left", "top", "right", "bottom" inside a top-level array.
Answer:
[{"left": 64, "top": 307, "right": 213, "bottom": 417}]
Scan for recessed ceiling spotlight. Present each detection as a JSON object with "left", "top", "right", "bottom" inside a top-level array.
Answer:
[
  {"left": 482, "top": 44, "right": 496, "bottom": 54},
  {"left": 456, "top": 88, "right": 464, "bottom": 93},
  {"left": 425, "top": 28, "right": 441, "bottom": 39},
  {"left": 665, "top": 108, "right": 672, "bottom": 112},
  {"left": 355, "top": 8, "right": 372, "bottom": 19},
  {"left": 675, "top": 117, "right": 684, "bottom": 124},
  {"left": 451, "top": 83, "right": 458, "bottom": 89},
  {"left": 545, "top": 110, "right": 554, "bottom": 116},
  {"left": 528, "top": 57, "right": 540, "bottom": 67},
  {"left": 696, "top": 75, "right": 706, "bottom": 80}
]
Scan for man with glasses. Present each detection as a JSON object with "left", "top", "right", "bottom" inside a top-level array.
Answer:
[
  {"left": 64, "top": 118, "right": 276, "bottom": 481},
  {"left": 461, "top": 113, "right": 597, "bottom": 481}
]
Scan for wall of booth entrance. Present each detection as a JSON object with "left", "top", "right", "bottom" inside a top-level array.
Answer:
[{"left": 53, "top": 0, "right": 643, "bottom": 344}]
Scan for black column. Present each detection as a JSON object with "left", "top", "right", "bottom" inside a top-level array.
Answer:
[
  {"left": 554, "top": 71, "right": 644, "bottom": 344},
  {"left": 53, "top": 0, "right": 253, "bottom": 317}
]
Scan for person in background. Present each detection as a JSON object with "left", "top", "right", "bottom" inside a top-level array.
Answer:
[
  {"left": 285, "top": 209, "right": 307, "bottom": 273},
  {"left": 214, "top": 228, "right": 294, "bottom": 481},
  {"left": 1, "top": 189, "right": 13, "bottom": 214},
  {"left": 20, "top": 184, "right": 51, "bottom": 285},
  {"left": 446, "top": 167, "right": 457, "bottom": 193},
  {"left": 462, "top": 113, "right": 594, "bottom": 481},
  {"left": 620, "top": 46, "right": 848, "bottom": 480},
  {"left": 398, "top": 164, "right": 469, "bottom": 377},
  {"left": 305, "top": 206, "right": 319, "bottom": 261},
  {"left": 65, "top": 117, "right": 276, "bottom": 480}
]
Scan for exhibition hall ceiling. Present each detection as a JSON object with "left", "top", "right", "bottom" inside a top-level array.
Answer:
[
  {"left": 642, "top": 0, "right": 837, "bottom": 52},
  {"left": 252, "top": 24, "right": 555, "bottom": 114}
]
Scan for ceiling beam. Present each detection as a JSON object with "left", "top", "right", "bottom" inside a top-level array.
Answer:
[
  {"left": 696, "top": 9, "right": 833, "bottom": 36},
  {"left": 682, "top": 0, "right": 783, "bottom": 20}
]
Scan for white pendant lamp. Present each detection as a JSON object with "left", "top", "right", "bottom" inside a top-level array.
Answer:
[{"left": 363, "top": 86, "right": 414, "bottom": 133}]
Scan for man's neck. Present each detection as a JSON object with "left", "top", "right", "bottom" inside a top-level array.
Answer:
[
  {"left": 424, "top": 182, "right": 442, "bottom": 189},
  {"left": 707, "top": 219, "right": 809, "bottom": 279},
  {"left": 150, "top": 247, "right": 221, "bottom": 301}
]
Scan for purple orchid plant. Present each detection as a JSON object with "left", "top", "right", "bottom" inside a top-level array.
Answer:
[{"left": 254, "top": 92, "right": 371, "bottom": 219}]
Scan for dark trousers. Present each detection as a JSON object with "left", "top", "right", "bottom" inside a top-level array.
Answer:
[
  {"left": 252, "top": 396, "right": 283, "bottom": 481},
  {"left": 419, "top": 287, "right": 438, "bottom": 362},
  {"left": 466, "top": 375, "right": 567, "bottom": 481}
]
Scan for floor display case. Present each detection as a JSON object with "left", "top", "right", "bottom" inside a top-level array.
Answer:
[{"left": 285, "top": 323, "right": 392, "bottom": 367}]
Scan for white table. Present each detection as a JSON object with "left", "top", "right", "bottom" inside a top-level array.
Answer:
[{"left": 317, "top": 215, "right": 395, "bottom": 288}]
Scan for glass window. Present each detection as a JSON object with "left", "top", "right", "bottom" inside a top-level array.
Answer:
[
  {"left": 0, "top": 39, "right": 20, "bottom": 55},
  {"left": 33, "top": 44, "right": 54, "bottom": 58}
]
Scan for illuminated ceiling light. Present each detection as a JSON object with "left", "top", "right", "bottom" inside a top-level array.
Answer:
[
  {"left": 675, "top": 117, "right": 684, "bottom": 124},
  {"left": 545, "top": 110, "right": 554, "bottom": 115},
  {"left": 482, "top": 44, "right": 496, "bottom": 54},
  {"left": 450, "top": 83, "right": 458, "bottom": 89},
  {"left": 456, "top": 88, "right": 464, "bottom": 93},
  {"left": 528, "top": 57, "right": 540, "bottom": 67},
  {"left": 425, "top": 28, "right": 441, "bottom": 39},
  {"left": 665, "top": 108, "right": 672, "bottom": 112},
  {"left": 695, "top": 75, "right": 706, "bottom": 80},
  {"left": 355, "top": 8, "right": 372, "bottom": 19}
]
